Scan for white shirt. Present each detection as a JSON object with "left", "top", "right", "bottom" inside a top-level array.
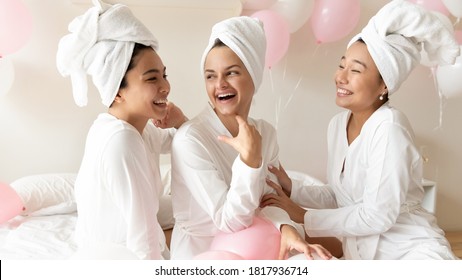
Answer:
[
  {"left": 170, "top": 105, "right": 299, "bottom": 259},
  {"left": 74, "top": 113, "right": 174, "bottom": 260},
  {"left": 291, "top": 103, "right": 456, "bottom": 259}
]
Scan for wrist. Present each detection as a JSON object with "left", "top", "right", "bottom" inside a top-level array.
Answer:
[{"left": 175, "top": 115, "right": 188, "bottom": 129}]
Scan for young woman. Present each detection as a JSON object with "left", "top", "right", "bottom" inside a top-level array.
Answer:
[
  {"left": 56, "top": 0, "right": 186, "bottom": 259},
  {"left": 261, "top": 0, "right": 459, "bottom": 260},
  {"left": 169, "top": 16, "right": 333, "bottom": 260}
]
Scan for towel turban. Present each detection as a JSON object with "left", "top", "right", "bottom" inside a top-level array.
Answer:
[
  {"left": 201, "top": 16, "right": 266, "bottom": 93},
  {"left": 348, "top": 0, "right": 460, "bottom": 95},
  {"left": 56, "top": 0, "right": 158, "bottom": 107}
]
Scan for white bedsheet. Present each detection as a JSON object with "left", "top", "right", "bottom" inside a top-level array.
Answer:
[{"left": 0, "top": 213, "right": 77, "bottom": 260}]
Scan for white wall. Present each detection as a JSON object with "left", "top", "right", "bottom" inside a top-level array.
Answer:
[{"left": 1, "top": 0, "right": 461, "bottom": 231}]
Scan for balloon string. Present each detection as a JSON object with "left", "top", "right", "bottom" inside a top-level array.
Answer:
[
  {"left": 312, "top": 43, "right": 320, "bottom": 58},
  {"left": 284, "top": 76, "right": 302, "bottom": 111},
  {"left": 269, "top": 68, "right": 280, "bottom": 128},
  {"left": 282, "top": 53, "right": 288, "bottom": 82},
  {"left": 437, "top": 91, "right": 445, "bottom": 130},
  {"left": 430, "top": 67, "right": 445, "bottom": 131}
]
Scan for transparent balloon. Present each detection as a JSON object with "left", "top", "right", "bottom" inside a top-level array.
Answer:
[
  {"left": 410, "top": 0, "right": 450, "bottom": 16},
  {"left": 436, "top": 46, "right": 462, "bottom": 98},
  {"left": 270, "top": 0, "right": 314, "bottom": 33}
]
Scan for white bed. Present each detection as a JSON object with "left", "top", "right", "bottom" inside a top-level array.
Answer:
[
  {"left": 0, "top": 213, "right": 77, "bottom": 259},
  {"left": 0, "top": 165, "right": 174, "bottom": 260}
]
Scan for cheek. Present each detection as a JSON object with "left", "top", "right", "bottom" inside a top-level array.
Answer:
[
  {"left": 205, "top": 83, "right": 215, "bottom": 98},
  {"left": 236, "top": 79, "right": 255, "bottom": 96}
]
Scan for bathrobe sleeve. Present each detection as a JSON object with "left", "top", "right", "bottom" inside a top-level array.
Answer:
[{"left": 290, "top": 180, "right": 338, "bottom": 210}]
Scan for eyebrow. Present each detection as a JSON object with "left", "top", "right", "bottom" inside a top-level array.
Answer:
[
  {"left": 142, "top": 67, "right": 166, "bottom": 76},
  {"left": 341, "top": 56, "right": 367, "bottom": 69},
  {"left": 204, "top": 64, "right": 241, "bottom": 73}
]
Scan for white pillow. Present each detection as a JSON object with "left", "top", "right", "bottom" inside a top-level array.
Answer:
[{"left": 10, "top": 173, "right": 77, "bottom": 216}]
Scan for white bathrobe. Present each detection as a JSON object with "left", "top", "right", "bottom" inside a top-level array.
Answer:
[
  {"left": 291, "top": 103, "right": 456, "bottom": 259},
  {"left": 74, "top": 113, "right": 174, "bottom": 260},
  {"left": 170, "top": 105, "right": 299, "bottom": 259}
]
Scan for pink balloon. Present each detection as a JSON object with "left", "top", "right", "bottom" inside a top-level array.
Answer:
[
  {"left": 252, "top": 10, "right": 290, "bottom": 69},
  {"left": 193, "top": 250, "right": 245, "bottom": 260},
  {"left": 410, "top": 0, "right": 450, "bottom": 16},
  {"left": 0, "top": 0, "right": 33, "bottom": 56},
  {"left": 0, "top": 182, "right": 24, "bottom": 224},
  {"left": 210, "top": 216, "right": 281, "bottom": 260},
  {"left": 310, "top": 0, "right": 360, "bottom": 44}
]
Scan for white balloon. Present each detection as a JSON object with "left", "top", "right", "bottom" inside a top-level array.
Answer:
[
  {"left": 436, "top": 46, "right": 462, "bottom": 98},
  {"left": 270, "top": 0, "right": 314, "bottom": 33},
  {"left": 442, "top": 0, "right": 462, "bottom": 17},
  {"left": 242, "top": 0, "right": 277, "bottom": 10},
  {"left": 0, "top": 57, "right": 15, "bottom": 97}
]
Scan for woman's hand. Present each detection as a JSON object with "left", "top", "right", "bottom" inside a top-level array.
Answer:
[
  {"left": 261, "top": 178, "right": 306, "bottom": 224},
  {"left": 279, "top": 225, "right": 332, "bottom": 260},
  {"left": 268, "top": 163, "right": 292, "bottom": 195},
  {"left": 217, "top": 115, "right": 262, "bottom": 168},
  {"left": 153, "top": 102, "right": 188, "bottom": 129}
]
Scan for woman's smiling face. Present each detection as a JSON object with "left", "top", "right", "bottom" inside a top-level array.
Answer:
[
  {"left": 119, "top": 48, "right": 170, "bottom": 121},
  {"left": 334, "top": 41, "right": 387, "bottom": 114},
  {"left": 204, "top": 45, "right": 255, "bottom": 119}
]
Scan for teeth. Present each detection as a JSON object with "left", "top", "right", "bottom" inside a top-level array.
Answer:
[
  {"left": 338, "top": 88, "right": 352, "bottom": 95},
  {"left": 217, "top": 93, "right": 235, "bottom": 98},
  {"left": 153, "top": 99, "right": 167, "bottom": 105}
]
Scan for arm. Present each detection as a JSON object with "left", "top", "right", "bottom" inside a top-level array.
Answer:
[
  {"left": 267, "top": 164, "right": 337, "bottom": 209},
  {"left": 279, "top": 224, "right": 332, "bottom": 260},
  {"left": 261, "top": 178, "right": 343, "bottom": 258}
]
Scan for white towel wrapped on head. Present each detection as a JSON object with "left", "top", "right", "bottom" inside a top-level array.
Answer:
[
  {"left": 56, "top": 0, "right": 158, "bottom": 107},
  {"left": 201, "top": 16, "right": 266, "bottom": 93},
  {"left": 348, "top": 0, "right": 460, "bottom": 95}
]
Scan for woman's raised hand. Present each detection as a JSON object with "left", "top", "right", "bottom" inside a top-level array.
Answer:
[{"left": 217, "top": 115, "right": 262, "bottom": 168}]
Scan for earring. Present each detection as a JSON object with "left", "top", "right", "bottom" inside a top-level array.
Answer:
[{"left": 379, "top": 91, "right": 387, "bottom": 101}]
